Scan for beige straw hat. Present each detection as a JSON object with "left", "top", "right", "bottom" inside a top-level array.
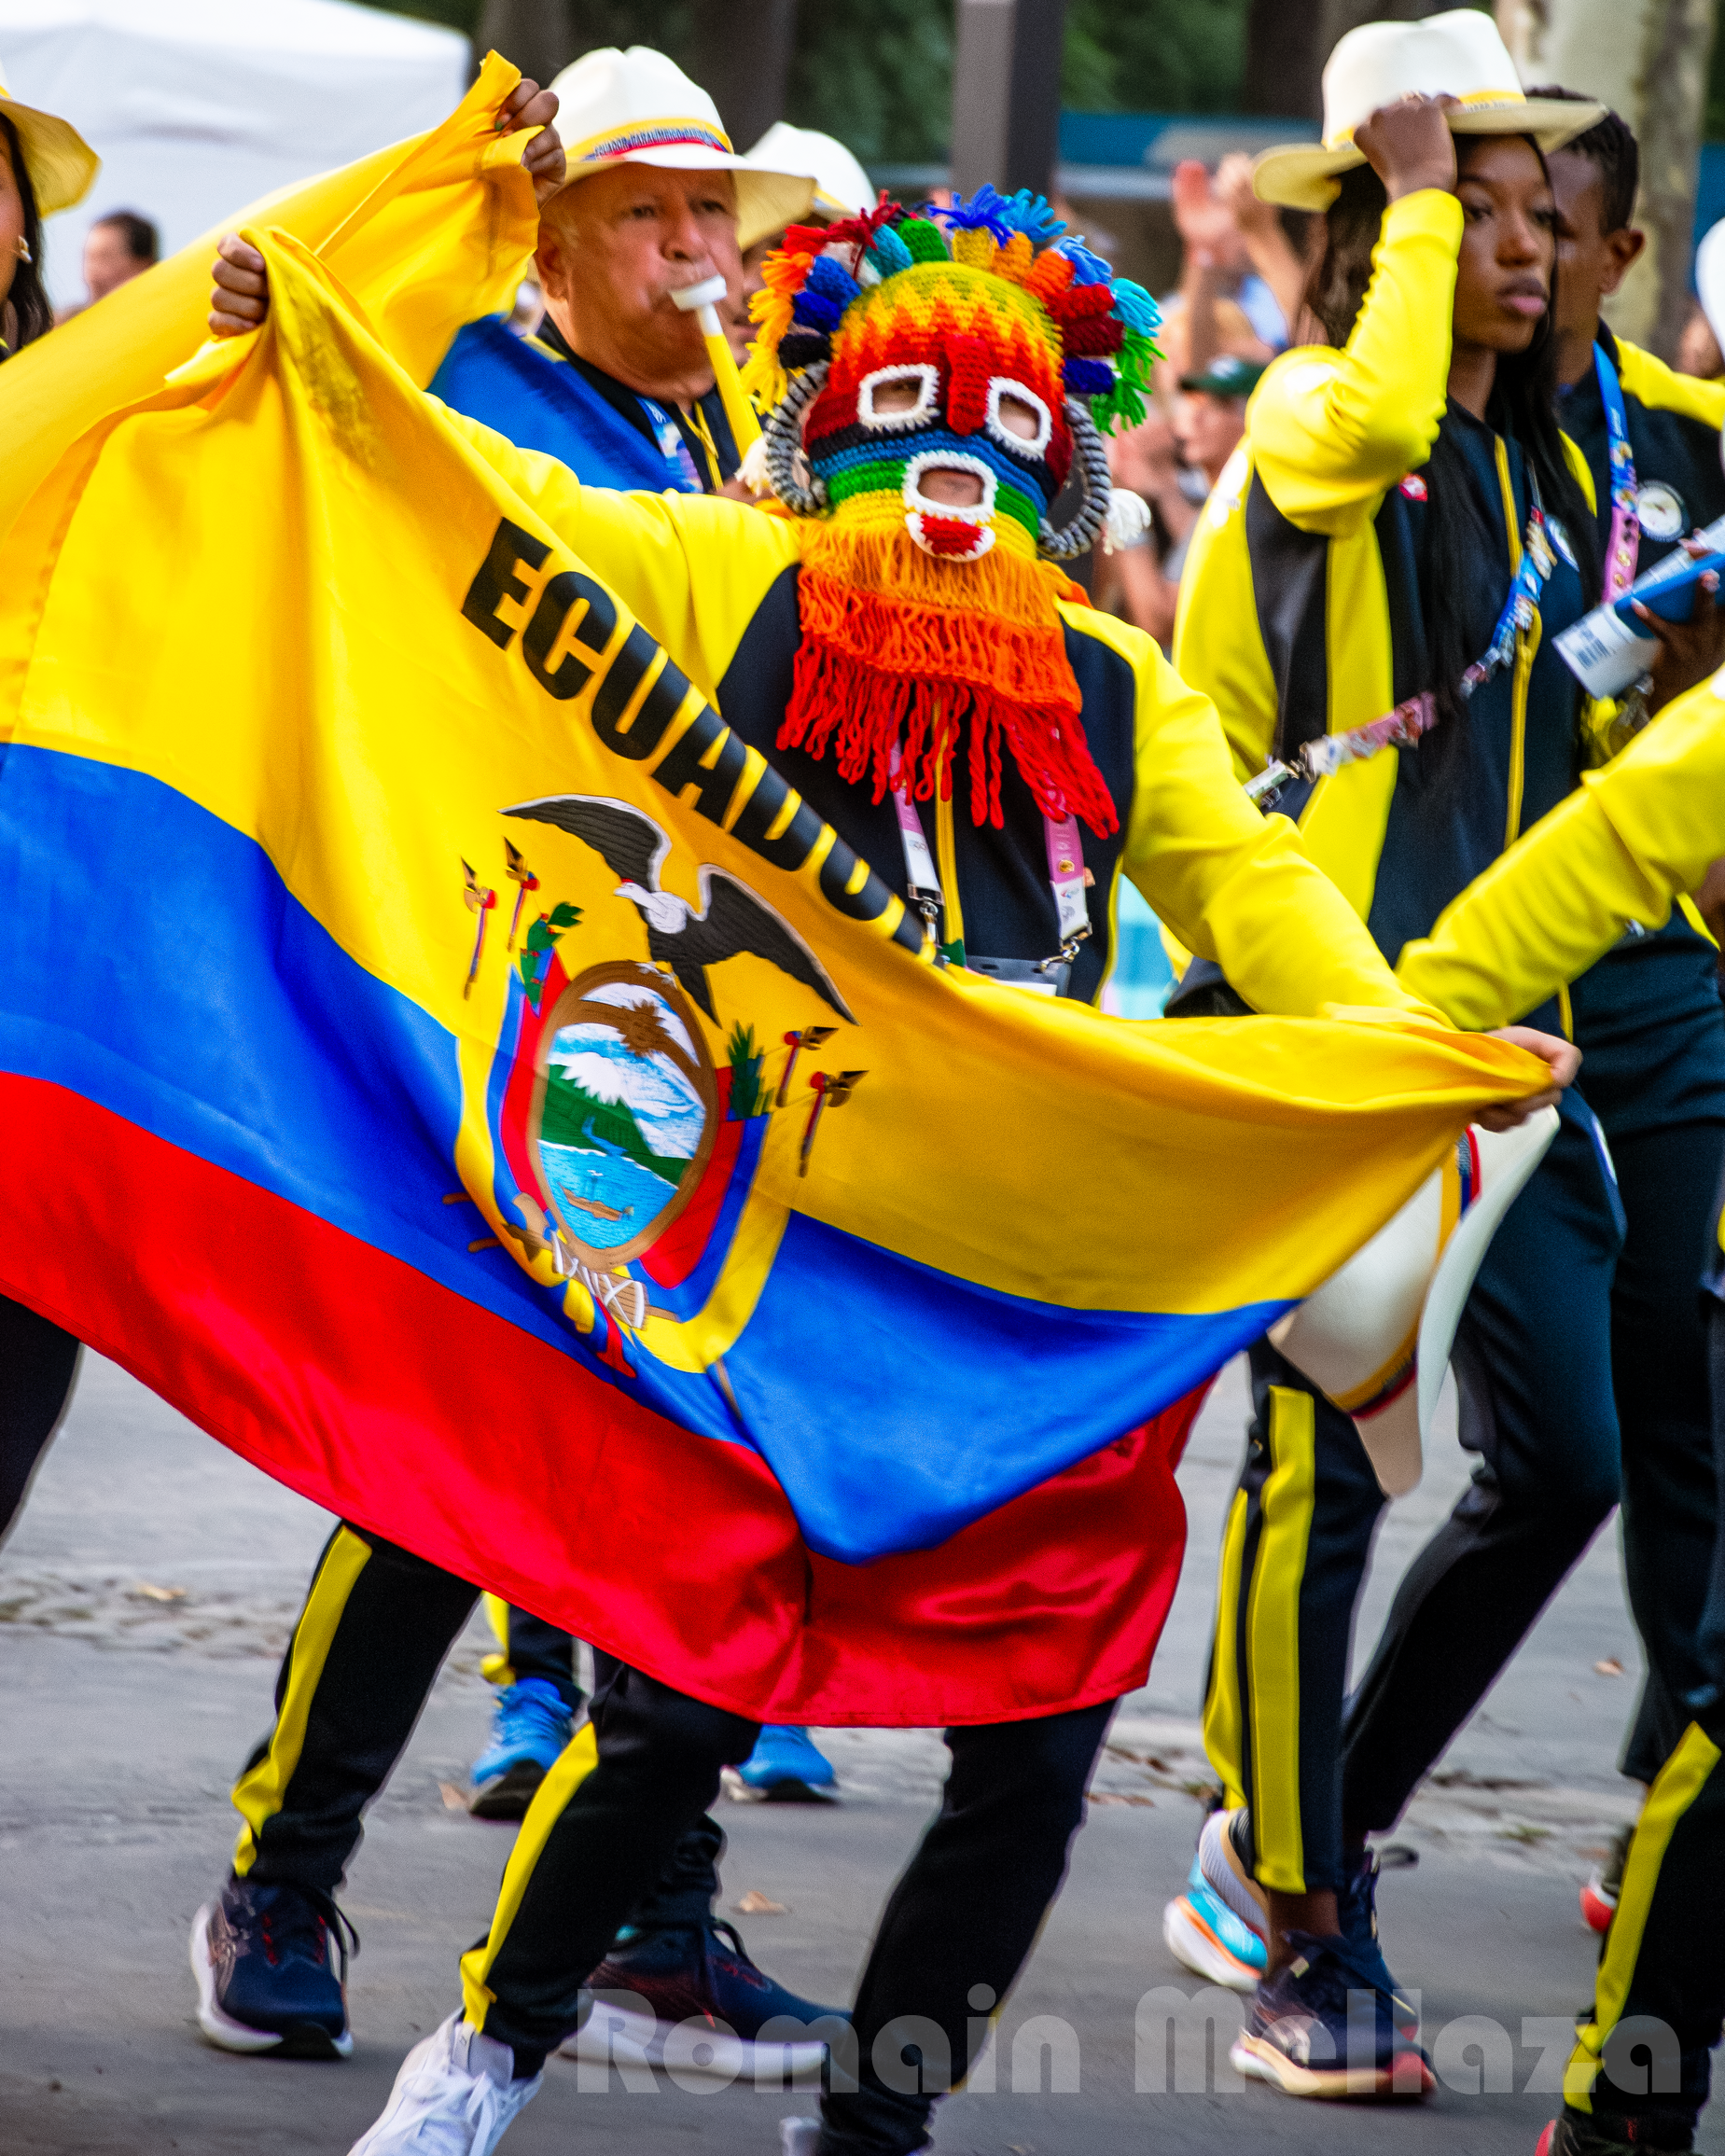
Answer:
[
  {"left": 547, "top": 47, "right": 814, "bottom": 251},
  {"left": 0, "top": 58, "right": 98, "bottom": 217},
  {"left": 1254, "top": 10, "right": 1604, "bottom": 212}
]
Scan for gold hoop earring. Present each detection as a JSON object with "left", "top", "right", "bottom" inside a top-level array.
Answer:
[{"left": 14, "top": 235, "right": 30, "bottom": 263}]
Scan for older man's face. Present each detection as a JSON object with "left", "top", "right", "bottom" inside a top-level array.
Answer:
[{"left": 534, "top": 163, "right": 743, "bottom": 401}]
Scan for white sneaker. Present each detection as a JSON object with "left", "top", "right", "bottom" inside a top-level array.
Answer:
[{"left": 347, "top": 2012, "right": 542, "bottom": 2155}]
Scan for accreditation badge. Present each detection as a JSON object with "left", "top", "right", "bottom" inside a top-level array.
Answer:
[{"left": 1635, "top": 480, "right": 1687, "bottom": 541}]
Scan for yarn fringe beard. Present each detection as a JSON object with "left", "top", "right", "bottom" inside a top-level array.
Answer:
[{"left": 782, "top": 520, "right": 1120, "bottom": 839}]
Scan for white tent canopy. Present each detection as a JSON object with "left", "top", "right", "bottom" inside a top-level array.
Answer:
[{"left": 1, "top": 0, "right": 469, "bottom": 310}]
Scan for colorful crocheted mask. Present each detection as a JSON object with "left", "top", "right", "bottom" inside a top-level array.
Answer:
[{"left": 743, "top": 190, "right": 1161, "bottom": 840}]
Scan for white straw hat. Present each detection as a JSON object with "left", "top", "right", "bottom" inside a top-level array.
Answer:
[
  {"left": 743, "top": 120, "right": 873, "bottom": 230},
  {"left": 1269, "top": 1107, "right": 1557, "bottom": 1497},
  {"left": 0, "top": 57, "right": 98, "bottom": 218},
  {"left": 1254, "top": 9, "right": 1605, "bottom": 212},
  {"left": 547, "top": 47, "right": 814, "bottom": 247}
]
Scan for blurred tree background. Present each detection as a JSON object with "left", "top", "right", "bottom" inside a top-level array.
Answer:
[{"left": 359, "top": 0, "right": 1256, "bottom": 161}]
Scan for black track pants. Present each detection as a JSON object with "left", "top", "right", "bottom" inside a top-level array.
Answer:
[
  {"left": 461, "top": 1658, "right": 1113, "bottom": 2156},
  {"left": 0, "top": 1293, "right": 80, "bottom": 1543}
]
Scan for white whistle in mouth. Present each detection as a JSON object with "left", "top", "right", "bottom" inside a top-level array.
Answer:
[{"left": 670, "top": 271, "right": 730, "bottom": 340}]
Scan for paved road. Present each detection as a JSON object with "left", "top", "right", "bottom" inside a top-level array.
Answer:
[{"left": 2, "top": 1353, "right": 1718, "bottom": 2154}]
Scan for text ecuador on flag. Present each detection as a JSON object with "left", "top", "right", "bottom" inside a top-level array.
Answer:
[{"left": 0, "top": 238, "right": 1539, "bottom": 1724}]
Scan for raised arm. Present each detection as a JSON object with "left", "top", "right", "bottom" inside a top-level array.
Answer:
[
  {"left": 1251, "top": 99, "right": 1462, "bottom": 537},
  {"left": 1397, "top": 673, "right": 1725, "bottom": 1027},
  {"left": 436, "top": 403, "right": 802, "bottom": 705}
]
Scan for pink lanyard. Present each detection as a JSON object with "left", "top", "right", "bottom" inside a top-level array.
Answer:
[{"left": 888, "top": 750, "right": 1090, "bottom": 954}]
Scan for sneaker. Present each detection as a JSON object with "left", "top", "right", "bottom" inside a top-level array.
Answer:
[
  {"left": 348, "top": 2012, "right": 540, "bottom": 2154},
  {"left": 190, "top": 1878, "right": 356, "bottom": 2058},
  {"left": 1230, "top": 1932, "right": 1433, "bottom": 2100},
  {"left": 1187, "top": 1809, "right": 1414, "bottom": 2029},
  {"left": 560, "top": 1919, "right": 844, "bottom": 2079},
  {"left": 1162, "top": 1856, "right": 1266, "bottom": 1992},
  {"left": 468, "top": 1678, "right": 573, "bottom": 1822},
  {"left": 1580, "top": 1824, "right": 1632, "bottom": 1936},
  {"left": 1536, "top": 2107, "right": 1696, "bottom": 2153},
  {"left": 735, "top": 1726, "right": 837, "bottom": 1800},
  {"left": 1337, "top": 1845, "right": 1418, "bottom": 2031}
]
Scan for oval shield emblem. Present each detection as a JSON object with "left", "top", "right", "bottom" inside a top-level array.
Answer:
[{"left": 529, "top": 963, "right": 717, "bottom": 1268}]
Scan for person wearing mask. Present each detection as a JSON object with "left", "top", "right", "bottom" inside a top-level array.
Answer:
[
  {"left": 1158, "top": 12, "right": 1725, "bottom": 2100},
  {"left": 328, "top": 180, "right": 1571, "bottom": 2156},
  {"left": 81, "top": 207, "right": 156, "bottom": 302},
  {"left": 196, "top": 69, "right": 840, "bottom": 2070}
]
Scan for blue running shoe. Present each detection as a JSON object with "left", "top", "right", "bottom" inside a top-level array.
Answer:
[
  {"left": 468, "top": 1677, "right": 573, "bottom": 1821},
  {"left": 1231, "top": 1932, "right": 1432, "bottom": 2101},
  {"left": 1163, "top": 1855, "right": 1267, "bottom": 1992},
  {"left": 736, "top": 1725, "right": 837, "bottom": 1799},
  {"left": 563, "top": 1919, "right": 846, "bottom": 2079},
  {"left": 190, "top": 1878, "right": 356, "bottom": 2058},
  {"left": 1337, "top": 1844, "right": 1418, "bottom": 2031}
]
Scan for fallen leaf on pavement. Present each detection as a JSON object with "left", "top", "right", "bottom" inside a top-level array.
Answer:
[
  {"left": 1594, "top": 1658, "right": 1624, "bottom": 1676},
  {"left": 132, "top": 1584, "right": 187, "bottom": 1602},
  {"left": 733, "top": 1889, "right": 787, "bottom": 1914}
]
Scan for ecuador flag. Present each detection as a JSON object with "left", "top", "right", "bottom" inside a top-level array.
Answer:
[{"left": 0, "top": 185, "right": 1542, "bottom": 1729}]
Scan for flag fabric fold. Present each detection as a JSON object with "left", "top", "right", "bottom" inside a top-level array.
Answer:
[{"left": 0, "top": 229, "right": 1543, "bottom": 1724}]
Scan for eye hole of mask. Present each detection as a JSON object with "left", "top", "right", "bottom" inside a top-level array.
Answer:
[
  {"left": 986, "top": 379, "right": 1052, "bottom": 455},
  {"left": 857, "top": 364, "right": 940, "bottom": 430}
]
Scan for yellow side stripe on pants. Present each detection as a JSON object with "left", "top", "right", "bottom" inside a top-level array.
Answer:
[
  {"left": 461, "top": 1721, "right": 601, "bottom": 2033},
  {"left": 1245, "top": 1385, "right": 1316, "bottom": 1895},
  {"left": 1203, "top": 1486, "right": 1250, "bottom": 1811},
  {"left": 230, "top": 1525, "right": 373, "bottom": 1877},
  {"left": 1565, "top": 1721, "right": 1722, "bottom": 2112},
  {"left": 480, "top": 1591, "right": 515, "bottom": 1689}
]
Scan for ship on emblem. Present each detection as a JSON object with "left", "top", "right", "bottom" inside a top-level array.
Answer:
[{"left": 533, "top": 971, "right": 716, "bottom": 1264}]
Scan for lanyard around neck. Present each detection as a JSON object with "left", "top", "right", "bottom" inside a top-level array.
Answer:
[
  {"left": 1247, "top": 452, "right": 1556, "bottom": 801},
  {"left": 888, "top": 748, "right": 1091, "bottom": 964},
  {"left": 1594, "top": 341, "right": 1640, "bottom": 600}
]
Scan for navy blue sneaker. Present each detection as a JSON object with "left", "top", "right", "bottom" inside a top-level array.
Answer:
[
  {"left": 1338, "top": 1845, "right": 1418, "bottom": 2032},
  {"left": 562, "top": 1920, "right": 845, "bottom": 2079},
  {"left": 468, "top": 1677, "right": 573, "bottom": 1821},
  {"left": 190, "top": 1878, "right": 356, "bottom": 2057},
  {"left": 735, "top": 1725, "right": 837, "bottom": 1800},
  {"left": 1231, "top": 1932, "right": 1432, "bottom": 2100}
]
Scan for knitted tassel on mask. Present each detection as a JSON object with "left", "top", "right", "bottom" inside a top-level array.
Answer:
[{"left": 783, "top": 517, "right": 1119, "bottom": 838}]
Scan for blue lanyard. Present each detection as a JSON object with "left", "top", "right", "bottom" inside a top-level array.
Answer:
[
  {"left": 1593, "top": 341, "right": 1640, "bottom": 598},
  {"left": 1466, "top": 480, "right": 1554, "bottom": 696},
  {"left": 639, "top": 394, "right": 703, "bottom": 491}
]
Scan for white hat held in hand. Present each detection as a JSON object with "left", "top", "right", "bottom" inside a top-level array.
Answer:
[
  {"left": 547, "top": 46, "right": 814, "bottom": 247},
  {"left": 1269, "top": 1107, "right": 1558, "bottom": 1498},
  {"left": 1253, "top": 8, "right": 1605, "bottom": 211}
]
